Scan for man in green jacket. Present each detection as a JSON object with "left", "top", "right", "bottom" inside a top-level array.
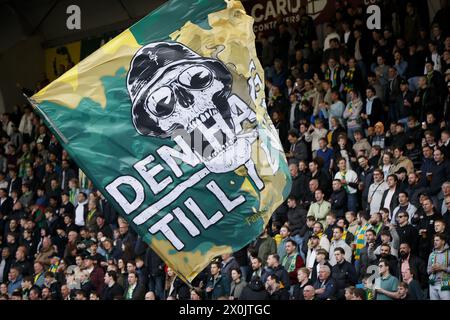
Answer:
[
  {"left": 307, "top": 189, "right": 331, "bottom": 229},
  {"left": 255, "top": 226, "right": 277, "bottom": 267}
]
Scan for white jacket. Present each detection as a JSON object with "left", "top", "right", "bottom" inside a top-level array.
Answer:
[
  {"left": 368, "top": 181, "right": 389, "bottom": 214},
  {"left": 19, "top": 113, "right": 33, "bottom": 135},
  {"left": 305, "top": 127, "right": 328, "bottom": 152},
  {"left": 334, "top": 170, "right": 358, "bottom": 194},
  {"left": 390, "top": 203, "right": 417, "bottom": 224},
  {"left": 329, "top": 239, "right": 353, "bottom": 266}
]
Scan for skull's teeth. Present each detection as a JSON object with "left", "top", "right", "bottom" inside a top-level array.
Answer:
[{"left": 200, "top": 114, "right": 206, "bottom": 122}]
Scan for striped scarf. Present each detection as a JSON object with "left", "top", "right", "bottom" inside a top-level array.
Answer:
[
  {"left": 49, "top": 263, "right": 59, "bottom": 274},
  {"left": 282, "top": 253, "right": 299, "bottom": 273},
  {"left": 87, "top": 209, "right": 97, "bottom": 222},
  {"left": 69, "top": 189, "right": 78, "bottom": 205},
  {"left": 325, "top": 66, "right": 340, "bottom": 88},
  {"left": 344, "top": 68, "right": 355, "bottom": 93},
  {"left": 354, "top": 223, "right": 372, "bottom": 261},
  {"left": 429, "top": 248, "right": 449, "bottom": 285},
  {"left": 366, "top": 288, "right": 375, "bottom": 300},
  {"left": 332, "top": 229, "right": 349, "bottom": 242},
  {"left": 339, "top": 171, "right": 349, "bottom": 193},
  {"left": 34, "top": 272, "right": 42, "bottom": 284}
]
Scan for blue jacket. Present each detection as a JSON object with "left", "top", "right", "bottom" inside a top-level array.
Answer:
[
  {"left": 34, "top": 272, "right": 45, "bottom": 288},
  {"left": 206, "top": 274, "right": 230, "bottom": 300},
  {"left": 313, "top": 277, "right": 337, "bottom": 300},
  {"left": 8, "top": 275, "right": 23, "bottom": 296}
]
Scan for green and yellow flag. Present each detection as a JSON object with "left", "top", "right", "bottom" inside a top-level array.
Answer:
[{"left": 31, "top": 0, "right": 291, "bottom": 281}]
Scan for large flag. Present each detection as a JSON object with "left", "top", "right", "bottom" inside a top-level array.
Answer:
[{"left": 30, "top": 0, "right": 291, "bottom": 281}]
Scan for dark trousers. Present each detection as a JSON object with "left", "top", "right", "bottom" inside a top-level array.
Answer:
[{"left": 148, "top": 275, "right": 165, "bottom": 300}]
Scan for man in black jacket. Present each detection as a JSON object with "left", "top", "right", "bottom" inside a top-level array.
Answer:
[
  {"left": 123, "top": 272, "right": 146, "bottom": 300},
  {"left": 301, "top": 179, "right": 319, "bottom": 210},
  {"left": 331, "top": 247, "right": 358, "bottom": 300},
  {"left": 397, "top": 79, "right": 415, "bottom": 122},
  {"left": 329, "top": 180, "right": 347, "bottom": 218},
  {"left": 0, "top": 246, "right": 13, "bottom": 284},
  {"left": 59, "top": 160, "right": 76, "bottom": 192},
  {"left": 429, "top": 148, "right": 450, "bottom": 198},
  {"left": 396, "top": 212, "right": 419, "bottom": 253},
  {"left": 95, "top": 215, "right": 113, "bottom": 239},
  {"left": 415, "top": 198, "right": 442, "bottom": 260},
  {"left": 386, "top": 67, "right": 402, "bottom": 123},
  {"left": 297, "top": 161, "right": 311, "bottom": 200},
  {"left": 405, "top": 44, "right": 426, "bottom": 79},
  {"left": 405, "top": 172, "right": 427, "bottom": 209},
  {"left": 357, "top": 156, "right": 374, "bottom": 212},
  {"left": 12, "top": 245, "right": 32, "bottom": 276},
  {"left": 287, "top": 196, "right": 307, "bottom": 237},
  {"left": 289, "top": 163, "right": 302, "bottom": 200},
  {"left": 7, "top": 167, "right": 22, "bottom": 197},
  {"left": 309, "top": 160, "right": 331, "bottom": 197},
  {"left": 287, "top": 94, "right": 301, "bottom": 130},
  {"left": 358, "top": 229, "right": 377, "bottom": 280},
  {"left": 286, "top": 129, "right": 308, "bottom": 163},
  {"left": 414, "top": 76, "right": 439, "bottom": 122},
  {"left": 145, "top": 247, "right": 165, "bottom": 300},
  {"left": 397, "top": 242, "right": 427, "bottom": 289},
  {"left": 0, "top": 188, "right": 13, "bottom": 217},
  {"left": 266, "top": 274, "right": 289, "bottom": 300},
  {"left": 362, "top": 86, "right": 384, "bottom": 128},
  {"left": 44, "top": 208, "right": 61, "bottom": 237},
  {"left": 60, "top": 192, "right": 75, "bottom": 217},
  {"left": 424, "top": 60, "right": 445, "bottom": 108},
  {"left": 97, "top": 191, "right": 118, "bottom": 228},
  {"left": 101, "top": 270, "right": 124, "bottom": 300}
]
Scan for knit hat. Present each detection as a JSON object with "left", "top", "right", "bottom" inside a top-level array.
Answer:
[{"left": 127, "top": 41, "right": 232, "bottom": 137}]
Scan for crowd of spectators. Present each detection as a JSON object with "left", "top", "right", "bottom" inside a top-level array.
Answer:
[{"left": 1, "top": 1, "right": 450, "bottom": 301}]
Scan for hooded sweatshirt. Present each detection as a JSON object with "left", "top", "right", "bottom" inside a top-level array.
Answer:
[{"left": 427, "top": 244, "right": 450, "bottom": 283}]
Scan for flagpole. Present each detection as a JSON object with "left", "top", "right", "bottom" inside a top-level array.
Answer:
[
  {"left": 165, "top": 261, "right": 195, "bottom": 290},
  {"left": 173, "top": 267, "right": 194, "bottom": 289}
]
